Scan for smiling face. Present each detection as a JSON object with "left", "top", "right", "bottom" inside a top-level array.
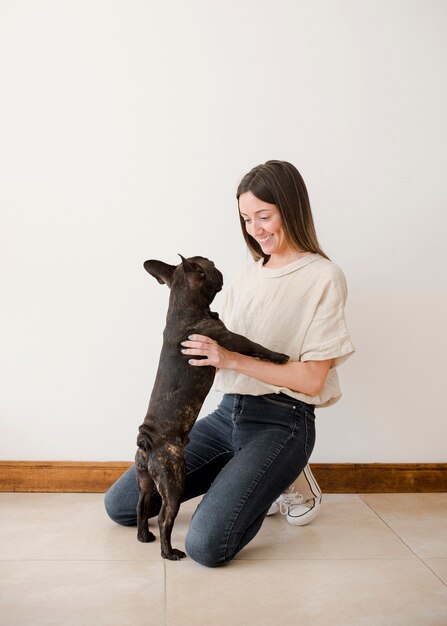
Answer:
[{"left": 238, "top": 191, "right": 303, "bottom": 265}]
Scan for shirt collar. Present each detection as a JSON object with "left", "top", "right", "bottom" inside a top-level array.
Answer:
[{"left": 257, "top": 253, "right": 321, "bottom": 278}]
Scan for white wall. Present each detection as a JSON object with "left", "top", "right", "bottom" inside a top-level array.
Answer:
[{"left": 1, "top": 0, "right": 446, "bottom": 462}]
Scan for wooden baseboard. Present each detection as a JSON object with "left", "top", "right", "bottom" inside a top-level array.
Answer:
[
  {"left": 0, "top": 462, "right": 133, "bottom": 493},
  {"left": 0, "top": 461, "right": 445, "bottom": 493},
  {"left": 311, "top": 463, "right": 446, "bottom": 493}
]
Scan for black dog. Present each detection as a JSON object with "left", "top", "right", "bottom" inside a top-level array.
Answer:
[{"left": 135, "top": 255, "right": 289, "bottom": 560}]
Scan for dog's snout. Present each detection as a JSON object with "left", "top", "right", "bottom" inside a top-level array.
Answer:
[{"left": 216, "top": 271, "right": 223, "bottom": 292}]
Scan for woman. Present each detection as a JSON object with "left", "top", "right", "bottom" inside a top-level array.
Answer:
[{"left": 105, "top": 160, "right": 354, "bottom": 567}]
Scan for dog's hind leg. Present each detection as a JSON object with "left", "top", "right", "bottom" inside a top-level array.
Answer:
[
  {"left": 151, "top": 448, "right": 187, "bottom": 560},
  {"left": 135, "top": 448, "right": 156, "bottom": 543}
]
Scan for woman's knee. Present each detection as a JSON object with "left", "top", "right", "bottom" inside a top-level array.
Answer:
[
  {"left": 184, "top": 510, "right": 234, "bottom": 568},
  {"left": 185, "top": 527, "right": 226, "bottom": 567},
  {"left": 103, "top": 488, "right": 118, "bottom": 522},
  {"left": 103, "top": 489, "right": 122, "bottom": 525},
  {"left": 103, "top": 466, "right": 139, "bottom": 526},
  {"left": 104, "top": 487, "right": 135, "bottom": 526}
]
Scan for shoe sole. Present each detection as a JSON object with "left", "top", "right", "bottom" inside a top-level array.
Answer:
[{"left": 286, "top": 498, "right": 322, "bottom": 526}]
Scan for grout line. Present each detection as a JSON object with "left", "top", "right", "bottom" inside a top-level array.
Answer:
[
  {"left": 164, "top": 560, "right": 168, "bottom": 626},
  {"left": 1, "top": 556, "right": 429, "bottom": 562},
  {"left": 0, "top": 558, "right": 168, "bottom": 563},
  {"left": 419, "top": 558, "right": 447, "bottom": 589},
  {"left": 360, "top": 495, "right": 423, "bottom": 557},
  {"left": 360, "top": 495, "right": 447, "bottom": 587}
]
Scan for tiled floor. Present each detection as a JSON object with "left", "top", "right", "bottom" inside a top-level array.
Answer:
[{"left": 1, "top": 493, "right": 446, "bottom": 625}]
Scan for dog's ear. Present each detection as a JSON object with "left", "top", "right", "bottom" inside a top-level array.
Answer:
[
  {"left": 143, "top": 260, "right": 176, "bottom": 287},
  {"left": 179, "top": 254, "right": 205, "bottom": 287}
]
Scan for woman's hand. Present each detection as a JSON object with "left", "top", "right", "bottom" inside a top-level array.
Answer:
[{"left": 181, "top": 335, "right": 237, "bottom": 369}]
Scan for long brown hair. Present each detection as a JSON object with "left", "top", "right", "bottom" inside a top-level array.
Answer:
[{"left": 236, "top": 160, "right": 329, "bottom": 262}]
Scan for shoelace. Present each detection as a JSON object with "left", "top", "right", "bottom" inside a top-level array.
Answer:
[{"left": 277, "top": 489, "right": 304, "bottom": 515}]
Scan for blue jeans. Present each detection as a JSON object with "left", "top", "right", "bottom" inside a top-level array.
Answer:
[{"left": 104, "top": 393, "right": 316, "bottom": 567}]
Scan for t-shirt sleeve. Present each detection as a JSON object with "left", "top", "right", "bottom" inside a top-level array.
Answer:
[
  {"left": 219, "top": 266, "right": 244, "bottom": 326},
  {"left": 218, "top": 281, "right": 233, "bottom": 325},
  {"left": 300, "top": 266, "right": 355, "bottom": 366}
]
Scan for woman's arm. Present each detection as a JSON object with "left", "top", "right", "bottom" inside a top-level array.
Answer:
[{"left": 181, "top": 335, "right": 333, "bottom": 397}]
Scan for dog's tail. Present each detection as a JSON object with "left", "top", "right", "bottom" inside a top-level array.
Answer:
[{"left": 136, "top": 423, "right": 155, "bottom": 453}]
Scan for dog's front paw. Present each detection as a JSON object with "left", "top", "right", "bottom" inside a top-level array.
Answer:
[
  {"left": 137, "top": 529, "right": 156, "bottom": 543},
  {"left": 161, "top": 548, "right": 186, "bottom": 561},
  {"left": 271, "top": 352, "right": 289, "bottom": 364}
]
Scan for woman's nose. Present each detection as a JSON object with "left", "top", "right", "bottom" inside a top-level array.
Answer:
[{"left": 253, "top": 222, "right": 264, "bottom": 236}]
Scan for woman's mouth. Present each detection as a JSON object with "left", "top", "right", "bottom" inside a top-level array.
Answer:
[{"left": 258, "top": 234, "right": 274, "bottom": 245}]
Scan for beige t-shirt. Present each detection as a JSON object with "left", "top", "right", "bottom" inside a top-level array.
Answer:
[{"left": 213, "top": 253, "right": 355, "bottom": 408}]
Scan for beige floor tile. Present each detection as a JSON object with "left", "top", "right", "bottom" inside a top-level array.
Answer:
[
  {"left": 362, "top": 494, "right": 447, "bottom": 558},
  {"left": 424, "top": 559, "right": 447, "bottom": 584},
  {"left": 2, "top": 493, "right": 447, "bottom": 626},
  {"left": 235, "top": 494, "right": 414, "bottom": 560},
  {"left": 0, "top": 560, "right": 165, "bottom": 626},
  {"left": 0, "top": 493, "right": 195, "bottom": 561},
  {"left": 161, "top": 495, "right": 414, "bottom": 561},
  {"left": 166, "top": 558, "right": 447, "bottom": 626}
]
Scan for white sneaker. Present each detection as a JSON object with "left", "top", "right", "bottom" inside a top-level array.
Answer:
[
  {"left": 283, "top": 491, "right": 322, "bottom": 526},
  {"left": 266, "top": 500, "right": 280, "bottom": 515},
  {"left": 267, "top": 490, "right": 322, "bottom": 525},
  {"left": 266, "top": 465, "right": 322, "bottom": 526}
]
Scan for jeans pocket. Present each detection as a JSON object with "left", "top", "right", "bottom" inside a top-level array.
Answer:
[
  {"left": 304, "top": 408, "right": 316, "bottom": 422},
  {"left": 303, "top": 410, "right": 316, "bottom": 461},
  {"left": 231, "top": 394, "right": 244, "bottom": 424}
]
